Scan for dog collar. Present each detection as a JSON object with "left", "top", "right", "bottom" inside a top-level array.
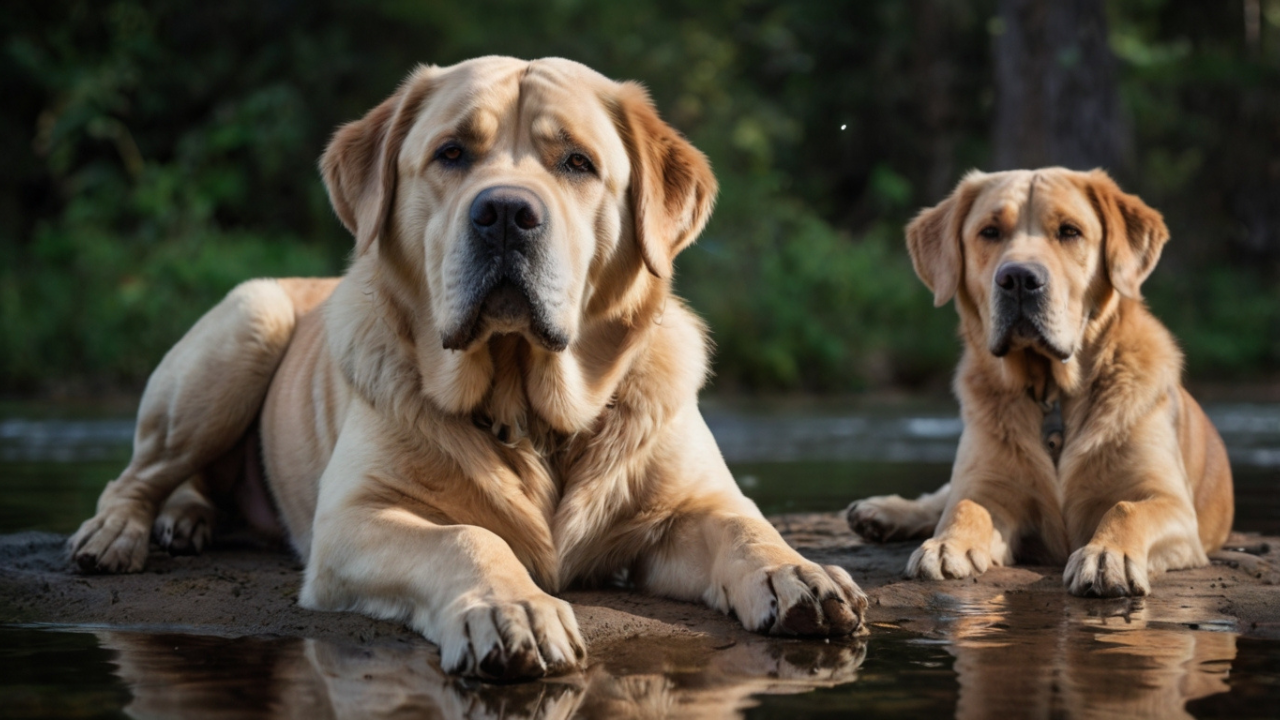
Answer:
[
  {"left": 472, "top": 412, "right": 524, "bottom": 447},
  {"left": 1027, "top": 371, "right": 1064, "bottom": 466},
  {"left": 1039, "top": 398, "right": 1064, "bottom": 465}
]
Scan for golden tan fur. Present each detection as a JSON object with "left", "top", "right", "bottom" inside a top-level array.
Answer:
[
  {"left": 847, "top": 168, "right": 1233, "bottom": 597},
  {"left": 70, "top": 56, "right": 865, "bottom": 682}
]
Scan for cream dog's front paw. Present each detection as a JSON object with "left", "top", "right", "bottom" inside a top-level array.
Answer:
[
  {"left": 153, "top": 494, "right": 216, "bottom": 556},
  {"left": 1064, "top": 544, "right": 1150, "bottom": 597},
  {"left": 722, "top": 561, "right": 867, "bottom": 637},
  {"left": 436, "top": 591, "right": 586, "bottom": 681}
]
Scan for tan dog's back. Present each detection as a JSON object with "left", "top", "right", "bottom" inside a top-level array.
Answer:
[{"left": 1178, "top": 387, "right": 1233, "bottom": 550}]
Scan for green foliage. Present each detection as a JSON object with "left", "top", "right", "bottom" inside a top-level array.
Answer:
[
  {"left": 1, "top": 0, "right": 1277, "bottom": 393},
  {"left": 681, "top": 177, "right": 957, "bottom": 391},
  {"left": 1148, "top": 268, "right": 1280, "bottom": 379}
]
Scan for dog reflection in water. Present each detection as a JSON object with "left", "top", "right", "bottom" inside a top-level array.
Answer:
[
  {"left": 96, "top": 631, "right": 866, "bottom": 719},
  {"left": 918, "top": 591, "right": 1236, "bottom": 720}
]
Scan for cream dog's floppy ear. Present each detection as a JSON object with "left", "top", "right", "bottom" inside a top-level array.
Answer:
[
  {"left": 1084, "top": 170, "right": 1170, "bottom": 300},
  {"left": 321, "top": 66, "right": 436, "bottom": 255},
  {"left": 612, "top": 82, "right": 718, "bottom": 279},
  {"left": 906, "top": 173, "right": 982, "bottom": 307}
]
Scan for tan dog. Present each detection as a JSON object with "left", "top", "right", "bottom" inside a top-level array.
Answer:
[
  {"left": 69, "top": 56, "right": 865, "bottom": 681},
  {"left": 847, "top": 168, "right": 1233, "bottom": 597}
]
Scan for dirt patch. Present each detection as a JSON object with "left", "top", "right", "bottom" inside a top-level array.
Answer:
[{"left": 3, "top": 513, "right": 1279, "bottom": 717}]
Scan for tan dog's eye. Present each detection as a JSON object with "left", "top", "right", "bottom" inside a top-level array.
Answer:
[
  {"left": 1059, "top": 223, "right": 1081, "bottom": 240},
  {"left": 979, "top": 225, "right": 1001, "bottom": 240},
  {"left": 564, "top": 152, "right": 595, "bottom": 174}
]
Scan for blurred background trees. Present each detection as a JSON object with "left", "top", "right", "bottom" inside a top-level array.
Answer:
[{"left": 2, "top": 0, "right": 1278, "bottom": 395}]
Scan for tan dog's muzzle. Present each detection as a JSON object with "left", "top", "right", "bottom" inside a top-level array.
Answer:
[{"left": 990, "top": 261, "right": 1065, "bottom": 359}]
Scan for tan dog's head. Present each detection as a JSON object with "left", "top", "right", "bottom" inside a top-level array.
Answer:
[
  {"left": 321, "top": 56, "right": 716, "bottom": 356},
  {"left": 906, "top": 168, "right": 1169, "bottom": 362}
]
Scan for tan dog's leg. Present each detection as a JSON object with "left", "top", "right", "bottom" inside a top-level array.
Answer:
[
  {"left": 637, "top": 502, "right": 867, "bottom": 637},
  {"left": 1063, "top": 495, "right": 1205, "bottom": 597},
  {"left": 906, "top": 428, "right": 1044, "bottom": 580},
  {"left": 1063, "top": 409, "right": 1209, "bottom": 598},
  {"left": 69, "top": 279, "right": 297, "bottom": 572},
  {"left": 846, "top": 483, "right": 949, "bottom": 543},
  {"left": 301, "top": 405, "right": 585, "bottom": 681}
]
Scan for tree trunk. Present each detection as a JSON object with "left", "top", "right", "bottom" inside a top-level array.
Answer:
[{"left": 992, "top": 0, "right": 1126, "bottom": 171}]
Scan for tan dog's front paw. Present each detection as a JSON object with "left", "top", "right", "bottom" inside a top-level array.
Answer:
[
  {"left": 68, "top": 502, "right": 153, "bottom": 573},
  {"left": 726, "top": 562, "right": 867, "bottom": 637},
  {"left": 1064, "top": 544, "right": 1150, "bottom": 597},
  {"left": 905, "top": 498, "right": 998, "bottom": 580},
  {"left": 846, "top": 495, "right": 931, "bottom": 543},
  {"left": 906, "top": 537, "right": 992, "bottom": 579},
  {"left": 437, "top": 593, "right": 586, "bottom": 681}
]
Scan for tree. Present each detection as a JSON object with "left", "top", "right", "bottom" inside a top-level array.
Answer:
[{"left": 991, "top": 0, "right": 1126, "bottom": 171}]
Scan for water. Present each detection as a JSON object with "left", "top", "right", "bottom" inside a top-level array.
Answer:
[{"left": 2, "top": 399, "right": 1279, "bottom": 718}]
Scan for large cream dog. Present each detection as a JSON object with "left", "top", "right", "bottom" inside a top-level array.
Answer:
[
  {"left": 847, "top": 168, "right": 1234, "bottom": 597},
  {"left": 69, "top": 57, "right": 865, "bottom": 681}
]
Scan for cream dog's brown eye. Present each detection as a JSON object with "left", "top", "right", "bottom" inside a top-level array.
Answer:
[
  {"left": 564, "top": 153, "right": 594, "bottom": 174},
  {"left": 979, "top": 225, "right": 1001, "bottom": 240},
  {"left": 436, "top": 144, "right": 465, "bottom": 165},
  {"left": 1059, "top": 224, "right": 1081, "bottom": 239}
]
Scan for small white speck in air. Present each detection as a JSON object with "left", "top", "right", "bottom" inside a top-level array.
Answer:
[{"left": 840, "top": 124, "right": 847, "bottom": 130}]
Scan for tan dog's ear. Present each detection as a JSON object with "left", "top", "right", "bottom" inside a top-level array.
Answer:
[
  {"left": 612, "top": 82, "right": 718, "bottom": 279},
  {"left": 321, "top": 66, "right": 435, "bottom": 255},
  {"left": 906, "top": 175, "right": 980, "bottom": 307},
  {"left": 1085, "top": 170, "right": 1170, "bottom": 299}
]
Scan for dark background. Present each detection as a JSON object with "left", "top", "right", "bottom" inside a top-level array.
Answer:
[{"left": 2, "top": 0, "right": 1278, "bottom": 395}]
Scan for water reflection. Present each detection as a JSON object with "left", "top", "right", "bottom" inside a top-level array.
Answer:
[
  {"left": 97, "top": 631, "right": 867, "bottom": 720},
  {"left": 904, "top": 589, "right": 1236, "bottom": 720}
]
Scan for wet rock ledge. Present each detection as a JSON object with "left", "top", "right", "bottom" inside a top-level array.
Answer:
[{"left": 1, "top": 513, "right": 1279, "bottom": 716}]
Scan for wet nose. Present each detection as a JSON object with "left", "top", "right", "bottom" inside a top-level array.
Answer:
[
  {"left": 995, "top": 262, "right": 1048, "bottom": 296},
  {"left": 469, "top": 186, "right": 546, "bottom": 252}
]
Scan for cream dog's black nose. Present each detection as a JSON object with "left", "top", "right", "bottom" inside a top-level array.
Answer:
[
  {"left": 470, "top": 186, "right": 546, "bottom": 253},
  {"left": 995, "top": 262, "right": 1048, "bottom": 296}
]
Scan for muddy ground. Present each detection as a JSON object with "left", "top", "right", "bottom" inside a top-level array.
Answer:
[{"left": 2, "top": 514, "right": 1279, "bottom": 718}]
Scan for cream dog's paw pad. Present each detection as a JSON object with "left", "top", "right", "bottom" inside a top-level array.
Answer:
[{"left": 1064, "top": 544, "right": 1150, "bottom": 598}]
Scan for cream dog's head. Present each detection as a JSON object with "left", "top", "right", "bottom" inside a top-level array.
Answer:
[
  {"left": 906, "top": 168, "right": 1169, "bottom": 363},
  {"left": 320, "top": 57, "right": 716, "bottom": 426}
]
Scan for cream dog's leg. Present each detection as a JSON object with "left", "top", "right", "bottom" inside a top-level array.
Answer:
[
  {"left": 300, "top": 403, "right": 585, "bottom": 681},
  {"left": 637, "top": 500, "right": 867, "bottom": 637},
  {"left": 69, "top": 279, "right": 297, "bottom": 572},
  {"left": 846, "top": 483, "right": 950, "bottom": 542}
]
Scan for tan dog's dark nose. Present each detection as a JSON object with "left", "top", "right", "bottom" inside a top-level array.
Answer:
[
  {"left": 469, "top": 186, "right": 546, "bottom": 254},
  {"left": 995, "top": 262, "right": 1048, "bottom": 298}
]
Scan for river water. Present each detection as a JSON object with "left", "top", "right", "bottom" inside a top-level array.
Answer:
[{"left": 2, "top": 398, "right": 1279, "bottom": 718}]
